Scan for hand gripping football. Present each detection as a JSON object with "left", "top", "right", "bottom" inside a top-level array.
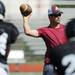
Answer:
[{"left": 20, "top": 3, "right": 32, "bottom": 16}]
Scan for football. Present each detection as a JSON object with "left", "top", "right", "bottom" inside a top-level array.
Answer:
[{"left": 20, "top": 3, "right": 32, "bottom": 16}]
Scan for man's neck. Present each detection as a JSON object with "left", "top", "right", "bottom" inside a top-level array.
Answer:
[{"left": 49, "top": 23, "right": 60, "bottom": 28}]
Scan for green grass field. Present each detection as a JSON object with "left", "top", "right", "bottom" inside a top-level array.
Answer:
[{"left": 10, "top": 72, "right": 42, "bottom": 75}]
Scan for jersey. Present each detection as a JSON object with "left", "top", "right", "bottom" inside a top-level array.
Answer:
[
  {"left": 37, "top": 24, "right": 67, "bottom": 64},
  {"left": 0, "top": 20, "right": 19, "bottom": 64},
  {"left": 50, "top": 41, "right": 75, "bottom": 75}
]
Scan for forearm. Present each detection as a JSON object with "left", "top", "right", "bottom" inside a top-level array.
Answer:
[
  {"left": 23, "top": 16, "right": 31, "bottom": 35},
  {"left": 23, "top": 16, "right": 39, "bottom": 37}
]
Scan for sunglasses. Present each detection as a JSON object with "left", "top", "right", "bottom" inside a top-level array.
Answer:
[
  {"left": 49, "top": 13, "right": 61, "bottom": 17},
  {"left": 53, "top": 14, "right": 61, "bottom": 17}
]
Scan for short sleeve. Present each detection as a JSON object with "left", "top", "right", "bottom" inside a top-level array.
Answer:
[
  {"left": 10, "top": 24, "right": 19, "bottom": 43},
  {"left": 37, "top": 27, "right": 44, "bottom": 37}
]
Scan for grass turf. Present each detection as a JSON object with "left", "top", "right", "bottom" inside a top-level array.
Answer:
[{"left": 10, "top": 72, "right": 42, "bottom": 75}]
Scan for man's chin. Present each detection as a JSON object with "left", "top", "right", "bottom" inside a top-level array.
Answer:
[{"left": 56, "top": 21, "right": 60, "bottom": 24}]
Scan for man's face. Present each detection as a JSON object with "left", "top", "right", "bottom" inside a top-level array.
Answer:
[{"left": 49, "top": 14, "right": 61, "bottom": 24}]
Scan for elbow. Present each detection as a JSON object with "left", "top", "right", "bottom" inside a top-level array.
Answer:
[
  {"left": 24, "top": 30, "right": 28, "bottom": 35},
  {"left": 23, "top": 28, "right": 31, "bottom": 35},
  {"left": 24, "top": 30, "right": 31, "bottom": 36}
]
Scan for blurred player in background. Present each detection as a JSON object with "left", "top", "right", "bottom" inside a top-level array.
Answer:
[
  {"left": 0, "top": 1, "right": 19, "bottom": 75},
  {"left": 50, "top": 18, "right": 75, "bottom": 75},
  {"left": 22, "top": 4, "right": 67, "bottom": 75}
]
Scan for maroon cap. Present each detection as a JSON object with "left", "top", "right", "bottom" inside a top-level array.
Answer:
[{"left": 48, "top": 4, "right": 63, "bottom": 16}]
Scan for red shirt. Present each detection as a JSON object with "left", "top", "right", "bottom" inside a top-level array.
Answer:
[{"left": 37, "top": 24, "right": 67, "bottom": 64}]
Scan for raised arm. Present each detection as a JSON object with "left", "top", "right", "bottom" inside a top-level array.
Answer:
[{"left": 23, "top": 14, "right": 39, "bottom": 37}]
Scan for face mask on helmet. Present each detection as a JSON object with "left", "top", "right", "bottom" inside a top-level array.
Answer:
[{"left": 0, "top": 1, "right": 5, "bottom": 17}]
